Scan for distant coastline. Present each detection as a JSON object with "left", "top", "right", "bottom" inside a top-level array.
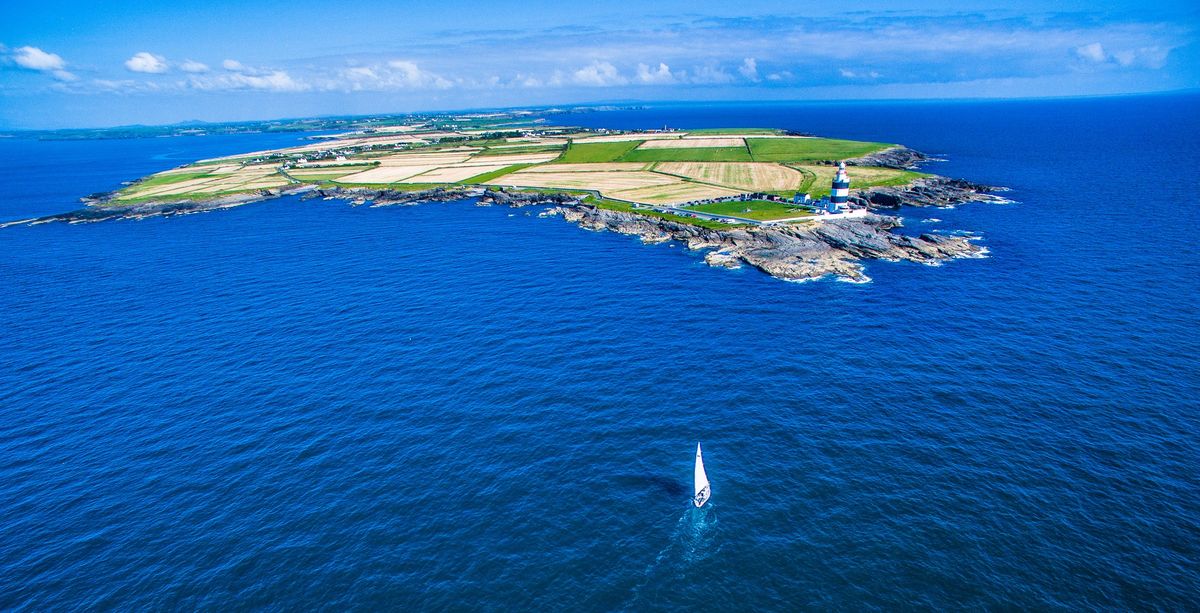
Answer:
[{"left": 8, "top": 110, "right": 1005, "bottom": 283}]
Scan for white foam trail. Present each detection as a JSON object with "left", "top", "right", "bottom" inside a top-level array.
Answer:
[{"left": 628, "top": 503, "right": 721, "bottom": 606}]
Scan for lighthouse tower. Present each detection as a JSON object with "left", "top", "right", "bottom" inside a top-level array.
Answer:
[{"left": 829, "top": 161, "right": 850, "bottom": 212}]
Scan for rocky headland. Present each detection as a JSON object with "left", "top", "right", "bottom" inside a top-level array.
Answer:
[
  {"left": 538, "top": 203, "right": 983, "bottom": 283},
  {"left": 3, "top": 155, "right": 1002, "bottom": 284}
]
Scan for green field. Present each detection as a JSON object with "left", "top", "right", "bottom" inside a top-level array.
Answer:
[
  {"left": 685, "top": 128, "right": 784, "bottom": 135},
  {"left": 459, "top": 163, "right": 534, "bottom": 184},
  {"left": 686, "top": 199, "right": 814, "bottom": 221},
  {"left": 747, "top": 137, "right": 893, "bottom": 162},
  {"left": 556, "top": 140, "right": 642, "bottom": 163},
  {"left": 618, "top": 147, "right": 754, "bottom": 162},
  {"left": 132, "top": 171, "right": 216, "bottom": 189},
  {"left": 788, "top": 165, "right": 928, "bottom": 198}
]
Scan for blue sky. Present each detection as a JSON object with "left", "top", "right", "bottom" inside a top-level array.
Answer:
[{"left": 1, "top": 0, "right": 1197, "bottom": 128}]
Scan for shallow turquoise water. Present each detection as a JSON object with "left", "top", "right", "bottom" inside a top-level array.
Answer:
[{"left": 1, "top": 95, "right": 1198, "bottom": 609}]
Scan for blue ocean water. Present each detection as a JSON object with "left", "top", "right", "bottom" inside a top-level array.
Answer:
[{"left": 1, "top": 95, "right": 1198, "bottom": 609}]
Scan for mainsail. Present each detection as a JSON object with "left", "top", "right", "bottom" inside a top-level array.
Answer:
[{"left": 694, "top": 443, "right": 711, "bottom": 507}]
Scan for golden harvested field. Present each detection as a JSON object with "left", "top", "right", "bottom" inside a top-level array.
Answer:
[
  {"left": 403, "top": 164, "right": 513, "bottom": 183},
  {"left": 288, "top": 168, "right": 366, "bottom": 179},
  {"left": 638, "top": 137, "right": 746, "bottom": 149},
  {"left": 235, "top": 178, "right": 292, "bottom": 189},
  {"left": 655, "top": 162, "right": 804, "bottom": 191},
  {"left": 376, "top": 153, "right": 472, "bottom": 166},
  {"left": 459, "top": 152, "right": 560, "bottom": 165},
  {"left": 336, "top": 165, "right": 440, "bottom": 183},
  {"left": 129, "top": 178, "right": 226, "bottom": 198},
  {"left": 502, "top": 169, "right": 678, "bottom": 191},
  {"left": 522, "top": 163, "right": 647, "bottom": 173},
  {"left": 609, "top": 181, "right": 743, "bottom": 205}
]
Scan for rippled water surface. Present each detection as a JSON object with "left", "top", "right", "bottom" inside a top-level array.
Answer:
[{"left": 1, "top": 95, "right": 1198, "bottom": 609}]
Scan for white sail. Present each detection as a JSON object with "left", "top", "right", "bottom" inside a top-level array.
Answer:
[{"left": 693, "top": 443, "right": 711, "bottom": 507}]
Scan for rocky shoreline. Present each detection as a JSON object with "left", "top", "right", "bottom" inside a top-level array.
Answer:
[
  {"left": 539, "top": 204, "right": 984, "bottom": 283},
  {"left": 3, "top": 163, "right": 1002, "bottom": 283}
]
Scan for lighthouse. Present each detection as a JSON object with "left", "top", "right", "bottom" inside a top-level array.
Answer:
[{"left": 829, "top": 161, "right": 850, "bottom": 212}]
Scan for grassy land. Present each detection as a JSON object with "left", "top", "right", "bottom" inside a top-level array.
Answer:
[
  {"left": 586, "top": 196, "right": 736, "bottom": 230},
  {"left": 556, "top": 140, "right": 642, "bottom": 163},
  {"left": 686, "top": 199, "right": 814, "bottom": 221},
  {"left": 748, "top": 137, "right": 893, "bottom": 162},
  {"left": 619, "top": 147, "right": 754, "bottom": 162},
  {"left": 685, "top": 128, "right": 785, "bottom": 135},
  {"left": 111, "top": 187, "right": 277, "bottom": 205},
  {"left": 131, "top": 170, "right": 215, "bottom": 189},
  {"left": 788, "top": 165, "right": 928, "bottom": 198},
  {"left": 459, "top": 163, "right": 534, "bottom": 184}
]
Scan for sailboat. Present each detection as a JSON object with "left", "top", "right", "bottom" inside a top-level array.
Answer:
[{"left": 693, "top": 443, "right": 711, "bottom": 507}]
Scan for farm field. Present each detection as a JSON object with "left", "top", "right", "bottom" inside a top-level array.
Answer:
[
  {"left": 109, "top": 119, "right": 928, "bottom": 225},
  {"left": 608, "top": 182, "right": 743, "bottom": 205},
  {"left": 556, "top": 141, "right": 642, "bottom": 163},
  {"left": 655, "top": 162, "right": 804, "bottom": 192},
  {"left": 501, "top": 169, "right": 678, "bottom": 191},
  {"left": 619, "top": 147, "right": 754, "bottom": 162},
  {"left": 638, "top": 137, "right": 746, "bottom": 149},
  {"left": 747, "top": 137, "right": 894, "bottom": 161}
]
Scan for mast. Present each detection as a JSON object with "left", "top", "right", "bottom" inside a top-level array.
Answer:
[{"left": 694, "top": 443, "right": 711, "bottom": 507}]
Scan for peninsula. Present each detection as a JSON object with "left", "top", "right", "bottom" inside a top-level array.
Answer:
[{"left": 15, "top": 111, "right": 1005, "bottom": 283}]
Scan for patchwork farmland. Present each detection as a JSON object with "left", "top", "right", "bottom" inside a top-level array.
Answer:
[{"left": 112, "top": 123, "right": 924, "bottom": 225}]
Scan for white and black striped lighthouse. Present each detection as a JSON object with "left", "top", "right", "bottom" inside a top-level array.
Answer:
[{"left": 829, "top": 161, "right": 850, "bottom": 212}]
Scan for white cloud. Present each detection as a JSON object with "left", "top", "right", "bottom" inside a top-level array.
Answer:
[
  {"left": 739, "top": 57, "right": 759, "bottom": 81},
  {"left": 1073, "top": 42, "right": 1168, "bottom": 69},
  {"left": 691, "top": 64, "right": 734, "bottom": 84},
  {"left": 766, "top": 71, "right": 793, "bottom": 82},
  {"left": 839, "top": 68, "right": 880, "bottom": 79},
  {"left": 635, "top": 62, "right": 676, "bottom": 84},
  {"left": 11, "top": 46, "right": 76, "bottom": 81},
  {"left": 179, "top": 60, "right": 209, "bottom": 73},
  {"left": 1112, "top": 47, "right": 1169, "bottom": 69},
  {"left": 386, "top": 60, "right": 451, "bottom": 88},
  {"left": 1075, "top": 42, "right": 1107, "bottom": 63},
  {"left": 189, "top": 69, "right": 308, "bottom": 92},
  {"left": 572, "top": 61, "right": 626, "bottom": 86},
  {"left": 222, "top": 59, "right": 247, "bottom": 72},
  {"left": 335, "top": 60, "right": 452, "bottom": 91},
  {"left": 125, "top": 52, "right": 169, "bottom": 74},
  {"left": 13, "top": 45, "right": 65, "bottom": 71},
  {"left": 515, "top": 74, "right": 543, "bottom": 87}
]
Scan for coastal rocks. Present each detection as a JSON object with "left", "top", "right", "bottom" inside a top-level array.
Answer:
[
  {"left": 540, "top": 204, "right": 984, "bottom": 283},
  {"left": 480, "top": 189, "right": 579, "bottom": 208},
  {"left": 851, "top": 177, "right": 1000, "bottom": 209},
  {"left": 704, "top": 250, "right": 743, "bottom": 269},
  {"left": 845, "top": 146, "right": 930, "bottom": 169},
  {"left": 306, "top": 186, "right": 484, "bottom": 207},
  {"left": 10, "top": 189, "right": 297, "bottom": 226}
]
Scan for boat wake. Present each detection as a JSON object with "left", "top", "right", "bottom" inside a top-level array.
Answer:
[
  {"left": 627, "top": 503, "right": 721, "bottom": 606},
  {"left": 669, "top": 503, "right": 720, "bottom": 565}
]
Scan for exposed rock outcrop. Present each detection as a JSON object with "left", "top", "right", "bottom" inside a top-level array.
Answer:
[
  {"left": 540, "top": 204, "right": 984, "bottom": 283},
  {"left": 844, "top": 146, "right": 931, "bottom": 169},
  {"left": 851, "top": 177, "right": 1004, "bottom": 209}
]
